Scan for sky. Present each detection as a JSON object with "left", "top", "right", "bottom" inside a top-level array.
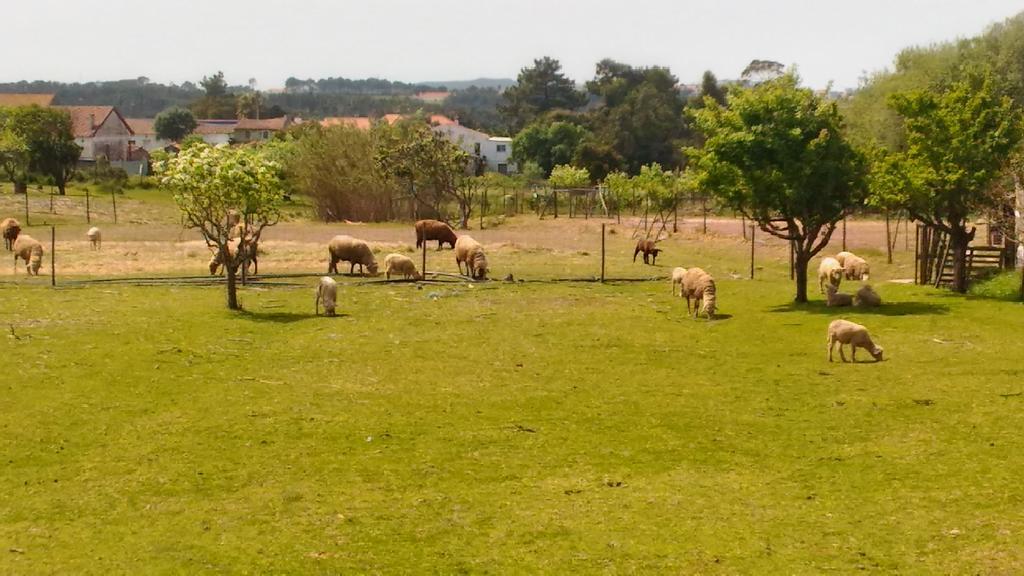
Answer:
[{"left": 4, "top": 0, "right": 1022, "bottom": 90}]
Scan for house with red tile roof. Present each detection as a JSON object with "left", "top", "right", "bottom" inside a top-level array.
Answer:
[
  {"left": 55, "top": 105, "right": 135, "bottom": 162},
  {"left": 233, "top": 116, "right": 291, "bottom": 142},
  {"left": 321, "top": 116, "right": 372, "bottom": 130},
  {"left": 126, "top": 118, "right": 238, "bottom": 151}
]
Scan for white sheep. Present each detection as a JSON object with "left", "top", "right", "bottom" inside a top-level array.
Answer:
[
  {"left": 835, "top": 251, "right": 854, "bottom": 267},
  {"left": 1, "top": 217, "right": 20, "bottom": 251},
  {"left": 454, "top": 235, "right": 489, "bottom": 280},
  {"left": 825, "top": 284, "right": 853, "bottom": 307},
  {"left": 87, "top": 226, "right": 102, "bottom": 250},
  {"left": 827, "top": 319, "right": 884, "bottom": 362},
  {"left": 328, "top": 235, "right": 378, "bottom": 276},
  {"left": 680, "top": 267, "right": 717, "bottom": 319},
  {"left": 818, "top": 257, "right": 843, "bottom": 294},
  {"left": 843, "top": 253, "right": 870, "bottom": 281},
  {"left": 671, "top": 266, "right": 687, "bottom": 297},
  {"left": 316, "top": 276, "right": 338, "bottom": 316},
  {"left": 384, "top": 253, "right": 422, "bottom": 280},
  {"left": 13, "top": 234, "right": 43, "bottom": 276},
  {"left": 854, "top": 284, "right": 882, "bottom": 307},
  {"left": 207, "top": 239, "right": 257, "bottom": 276}
]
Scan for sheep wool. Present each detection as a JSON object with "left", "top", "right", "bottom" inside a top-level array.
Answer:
[
  {"left": 384, "top": 253, "right": 422, "bottom": 280},
  {"left": 454, "top": 235, "right": 489, "bottom": 280},
  {"left": 681, "top": 267, "right": 717, "bottom": 319},
  {"left": 633, "top": 239, "right": 662, "bottom": 265},
  {"left": 818, "top": 257, "right": 843, "bottom": 294},
  {"left": 825, "top": 285, "right": 853, "bottom": 307},
  {"left": 2, "top": 217, "right": 20, "bottom": 251},
  {"left": 827, "top": 319, "right": 884, "bottom": 362},
  {"left": 854, "top": 284, "right": 882, "bottom": 307},
  {"left": 671, "top": 267, "right": 688, "bottom": 297},
  {"left": 328, "top": 235, "right": 379, "bottom": 276},
  {"left": 13, "top": 234, "right": 43, "bottom": 276},
  {"left": 843, "top": 254, "right": 870, "bottom": 281},
  {"left": 316, "top": 276, "right": 338, "bottom": 316},
  {"left": 414, "top": 219, "right": 458, "bottom": 250},
  {"left": 87, "top": 227, "right": 102, "bottom": 250},
  {"left": 835, "top": 251, "right": 854, "bottom": 267}
]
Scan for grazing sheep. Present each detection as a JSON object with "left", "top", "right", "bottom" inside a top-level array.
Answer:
[
  {"left": 825, "top": 284, "right": 853, "bottom": 307},
  {"left": 818, "top": 257, "right": 843, "bottom": 294},
  {"left": 315, "top": 276, "right": 338, "bottom": 316},
  {"left": 2, "top": 218, "right": 21, "bottom": 251},
  {"left": 843, "top": 254, "right": 870, "bottom": 281},
  {"left": 454, "top": 235, "right": 489, "bottom": 280},
  {"left": 87, "top": 226, "right": 102, "bottom": 250},
  {"left": 671, "top": 267, "right": 687, "bottom": 296},
  {"left": 13, "top": 234, "right": 43, "bottom": 276},
  {"left": 226, "top": 209, "right": 242, "bottom": 228},
  {"left": 827, "top": 319, "right": 884, "bottom": 362},
  {"left": 835, "top": 251, "right": 854, "bottom": 267},
  {"left": 415, "top": 219, "right": 458, "bottom": 250},
  {"left": 680, "top": 267, "right": 717, "bottom": 319},
  {"left": 854, "top": 284, "right": 882, "bottom": 307},
  {"left": 207, "top": 239, "right": 257, "bottom": 276},
  {"left": 384, "top": 253, "right": 422, "bottom": 280},
  {"left": 633, "top": 239, "right": 662, "bottom": 265},
  {"left": 328, "top": 235, "right": 379, "bottom": 276}
]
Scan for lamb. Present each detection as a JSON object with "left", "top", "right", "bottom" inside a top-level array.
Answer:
[
  {"left": 825, "top": 284, "right": 853, "bottom": 307},
  {"left": 827, "top": 319, "right": 884, "bottom": 362},
  {"left": 818, "top": 257, "right": 843, "bottom": 294},
  {"left": 13, "top": 234, "right": 43, "bottom": 276},
  {"left": 633, "top": 239, "right": 662, "bottom": 265},
  {"left": 2, "top": 218, "right": 20, "bottom": 251},
  {"left": 315, "top": 276, "right": 338, "bottom": 317},
  {"left": 854, "top": 284, "right": 882, "bottom": 307},
  {"left": 671, "top": 266, "right": 687, "bottom": 297},
  {"left": 843, "top": 254, "right": 870, "bottom": 281},
  {"left": 415, "top": 219, "right": 458, "bottom": 250},
  {"left": 454, "top": 235, "right": 489, "bottom": 280},
  {"left": 87, "top": 226, "right": 102, "bottom": 250},
  {"left": 680, "top": 267, "right": 717, "bottom": 319},
  {"left": 328, "top": 235, "right": 379, "bottom": 276},
  {"left": 384, "top": 253, "right": 422, "bottom": 280}
]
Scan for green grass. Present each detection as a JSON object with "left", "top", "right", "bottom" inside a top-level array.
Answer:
[{"left": 3, "top": 253, "right": 1024, "bottom": 572}]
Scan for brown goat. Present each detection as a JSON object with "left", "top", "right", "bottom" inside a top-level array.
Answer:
[
  {"left": 1, "top": 218, "right": 20, "bottom": 251},
  {"left": 633, "top": 239, "right": 662, "bottom": 265},
  {"left": 415, "top": 219, "right": 458, "bottom": 250}
]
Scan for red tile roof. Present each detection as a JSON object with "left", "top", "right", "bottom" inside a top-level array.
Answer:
[
  {"left": 0, "top": 93, "right": 56, "bottom": 107},
  {"left": 55, "top": 106, "right": 132, "bottom": 138},
  {"left": 194, "top": 120, "right": 238, "bottom": 135},
  {"left": 235, "top": 117, "right": 290, "bottom": 131},
  {"left": 321, "top": 116, "right": 372, "bottom": 130},
  {"left": 125, "top": 118, "right": 155, "bottom": 135}
]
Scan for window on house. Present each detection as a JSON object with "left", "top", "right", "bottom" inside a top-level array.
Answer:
[
  {"left": 496, "top": 144, "right": 507, "bottom": 153},
  {"left": 498, "top": 163, "right": 508, "bottom": 175},
  {"left": 262, "top": 131, "right": 269, "bottom": 139}
]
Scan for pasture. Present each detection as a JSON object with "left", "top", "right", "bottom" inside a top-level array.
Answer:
[{"left": 2, "top": 189, "right": 1024, "bottom": 573}]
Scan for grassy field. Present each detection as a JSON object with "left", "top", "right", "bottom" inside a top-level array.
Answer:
[{"left": 2, "top": 193, "right": 1024, "bottom": 572}]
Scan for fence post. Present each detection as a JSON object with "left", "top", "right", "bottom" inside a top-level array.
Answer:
[
  {"left": 885, "top": 210, "right": 892, "bottom": 264},
  {"left": 86, "top": 189, "right": 91, "bottom": 224},
  {"left": 914, "top": 224, "right": 920, "bottom": 285},
  {"left": 553, "top": 189, "right": 558, "bottom": 219},
  {"left": 24, "top": 188, "right": 29, "bottom": 226},
  {"left": 749, "top": 224, "right": 756, "bottom": 279},
  {"left": 421, "top": 233, "right": 427, "bottom": 279},
  {"left": 702, "top": 197, "right": 707, "bottom": 235},
  {"left": 601, "top": 223, "right": 606, "bottom": 283},
  {"left": 112, "top": 192, "right": 118, "bottom": 224},
  {"left": 50, "top": 191, "right": 54, "bottom": 214},
  {"left": 842, "top": 216, "right": 847, "bottom": 251},
  {"left": 49, "top": 226, "right": 56, "bottom": 287}
]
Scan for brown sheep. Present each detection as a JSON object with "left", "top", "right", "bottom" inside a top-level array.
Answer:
[
  {"left": 2, "top": 218, "right": 20, "bottom": 251},
  {"left": 328, "top": 235, "right": 379, "bottom": 276},
  {"left": 633, "top": 239, "right": 662, "bottom": 265},
  {"left": 854, "top": 284, "right": 882, "bottom": 307},
  {"left": 415, "top": 219, "right": 458, "bottom": 250}
]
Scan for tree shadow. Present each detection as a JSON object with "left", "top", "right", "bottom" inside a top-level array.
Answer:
[
  {"left": 768, "top": 300, "right": 949, "bottom": 316},
  {"left": 237, "top": 309, "right": 330, "bottom": 324}
]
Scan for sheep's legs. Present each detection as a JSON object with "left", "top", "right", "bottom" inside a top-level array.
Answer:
[
  {"left": 851, "top": 347, "right": 857, "bottom": 362},
  {"left": 839, "top": 344, "right": 848, "bottom": 363},
  {"left": 828, "top": 339, "right": 834, "bottom": 362}
]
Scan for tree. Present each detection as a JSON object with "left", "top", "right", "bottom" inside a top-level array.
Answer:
[
  {"left": 154, "top": 107, "right": 198, "bottom": 141},
  {"left": 3, "top": 106, "right": 80, "bottom": 195},
  {"left": 548, "top": 164, "right": 590, "bottom": 188},
  {"left": 156, "top": 144, "right": 286, "bottom": 310},
  {"left": 698, "top": 70, "right": 727, "bottom": 106},
  {"left": 887, "top": 68, "right": 1023, "bottom": 292},
  {"left": 511, "top": 120, "right": 589, "bottom": 176},
  {"left": 687, "top": 74, "right": 866, "bottom": 303},
  {"left": 237, "top": 92, "right": 264, "bottom": 120},
  {"left": 740, "top": 60, "right": 785, "bottom": 85},
  {"left": 501, "top": 57, "right": 586, "bottom": 130},
  {"left": 191, "top": 71, "right": 237, "bottom": 119},
  {"left": 0, "top": 110, "right": 30, "bottom": 194},
  {"left": 200, "top": 71, "right": 229, "bottom": 98}
]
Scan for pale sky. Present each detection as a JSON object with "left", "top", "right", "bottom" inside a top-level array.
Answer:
[{"left": 4, "top": 0, "right": 1022, "bottom": 90}]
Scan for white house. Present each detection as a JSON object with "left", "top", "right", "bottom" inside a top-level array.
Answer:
[
  {"left": 432, "top": 122, "right": 516, "bottom": 175},
  {"left": 125, "top": 118, "right": 238, "bottom": 151}
]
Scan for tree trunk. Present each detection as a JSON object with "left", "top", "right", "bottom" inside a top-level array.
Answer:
[
  {"left": 225, "top": 247, "right": 240, "bottom": 310},
  {"left": 794, "top": 249, "right": 810, "bottom": 303},
  {"left": 14, "top": 181, "right": 27, "bottom": 194},
  {"left": 949, "top": 227, "right": 970, "bottom": 294}
]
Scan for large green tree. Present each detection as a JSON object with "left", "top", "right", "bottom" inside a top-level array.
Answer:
[
  {"left": 1, "top": 106, "right": 80, "bottom": 194},
  {"left": 154, "top": 107, "right": 198, "bottom": 141},
  {"left": 511, "top": 120, "right": 589, "bottom": 177},
  {"left": 886, "top": 68, "right": 1023, "bottom": 293},
  {"left": 687, "top": 74, "right": 866, "bottom": 303},
  {"left": 0, "top": 109, "right": 30, "bottom": 194},
  {"left": 191, "top": 71, "right": 237, "bottom": 119},
  {"left": 501, "top": 57, "right": 586, "bottom": 131}
]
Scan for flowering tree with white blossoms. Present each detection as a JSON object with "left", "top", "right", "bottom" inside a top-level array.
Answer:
[{"left": 157, "top": 143, "right": 285, "bottom": 310}]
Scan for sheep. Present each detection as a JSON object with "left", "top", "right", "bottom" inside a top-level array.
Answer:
[
  {"left": 827, "top": 319, "right": 884, "bottom": 362},
  {"left": 454, "top": 235, "right": 489, "bottom": 280},
  {"left": 13, "top": 234, "right": 43, "bottom": 276},
  {"left": 671, "top": 267, "right": 687, "bottom": 296},
  {"left": 328, "top": 235, "right": 379, "bottom": 276},
  {"left": 226, "top": 209, "right": 242, "bottom": 228},
  {"left": 87, "top": 226, "right": 102, "bottom": 250},
  {"left": 384, "top": 253, "right": 422, "bottom": 280},
  {"left": 835, "top": 251, "right": 854, "bottom": 267},
  {"left": 415, "top": 219, "right": 458, "bottom": 250},
  {"left": 818, "top": 257, "right": 843, "bottom": 294},
  {"left": 633, "top": 239, "right": 662, "bottom": 265},
  {"left": 2, "top": 218, "right": 20, "bottom": 251},
  {"left": 825, "top": 284, "right": 853, "bottom": 307},
  {"left": 680, "top": 267, "right": 717, "bottom": 319},
  {"left": 854, "top": 284, "right": 882, "bottom": 307},
  {"left": 843, "top": 254, "right": 870, "bottom": 281},
  {"left": 315, "top": 276, "right": 338, "bottom": 317},
  {"left": 207, "top": 239, "right": 257, "bottom": 276}
]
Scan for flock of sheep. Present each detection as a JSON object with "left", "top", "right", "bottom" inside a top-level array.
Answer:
[{"left": 3, "top": 211, "right": 884, "bottom": 363}]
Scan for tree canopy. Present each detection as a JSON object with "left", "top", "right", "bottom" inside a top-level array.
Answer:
[
  {"left": 154, "top": 107, "right": 198, "bottom": 141},
  {"left": 501, "top": 57, "right": 586, "bottom": 131}
]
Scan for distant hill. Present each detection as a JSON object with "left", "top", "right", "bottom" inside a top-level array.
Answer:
[{"left": 421, "top": 78, "right": 515, "bottom": 91}]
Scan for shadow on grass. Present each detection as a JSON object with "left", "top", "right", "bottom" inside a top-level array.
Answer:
[
  {"left": 768, "top": 300, "right": 949, "bottom": 316},
  {"left": 237, "top": 309, "right": 327, "bottom": 324}
]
